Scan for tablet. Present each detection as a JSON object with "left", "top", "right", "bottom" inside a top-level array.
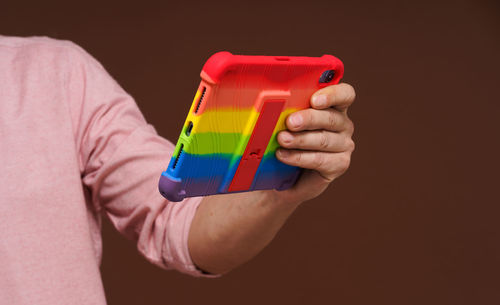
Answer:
[{"left": 159, "top": 51, "right": 344, "bottom": 202}]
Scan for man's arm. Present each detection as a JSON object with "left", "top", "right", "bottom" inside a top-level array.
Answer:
[
  {"left": 64, "top": 39, "right": 354, "bottom": 276},
  {"left": 188, "top": 83, "right": 356, "bottom": 274}
]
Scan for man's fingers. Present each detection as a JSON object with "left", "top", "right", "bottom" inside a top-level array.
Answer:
[
  {"left": 310, "top": 83, "right": 356, "bottom": 111},
  {"left": 277, "top": 130, "right": 355, "bottom": 152},
  {"left": 276, "top": 149, "right": 352, "bottom": 181},
  {"left": 286, "top": 108, "right": 354, "bottom": 133}
]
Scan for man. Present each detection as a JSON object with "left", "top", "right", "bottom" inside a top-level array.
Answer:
[{"left": 0, "top": 36, "right": 355, "bottom": 304}]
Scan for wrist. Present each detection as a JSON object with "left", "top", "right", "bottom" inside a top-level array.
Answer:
[{"left": 256, "top": 189, "right": 302, "bottom": 216}]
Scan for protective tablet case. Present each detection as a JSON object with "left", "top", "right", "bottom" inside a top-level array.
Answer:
[{"left": 159, "top": 52, "right": 344, "bottom": 202}]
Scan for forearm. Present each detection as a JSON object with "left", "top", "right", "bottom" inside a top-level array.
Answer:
[
  {"left": 187, "top": 83, "right": 355, "bottom": 275},
  {"left": 187, "top": 190, "right": 301, "bottom": 275}
]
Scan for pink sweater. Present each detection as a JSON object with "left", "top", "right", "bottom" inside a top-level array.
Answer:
[{"left": 0, "top": 36, "right": 207, "bottom": 305}]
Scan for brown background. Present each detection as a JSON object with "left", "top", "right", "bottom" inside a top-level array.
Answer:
[{"left": 2, "top": 0, "right": 499, "bottom": 304}]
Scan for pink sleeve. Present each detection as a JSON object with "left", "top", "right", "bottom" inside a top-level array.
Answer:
[{"left": 63, "top": 42, "right": 212, "bottom": 277}]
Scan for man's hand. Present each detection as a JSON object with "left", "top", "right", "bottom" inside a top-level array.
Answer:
[
  {"left": 188, "top": 83, "right": 355, "bottom": 275},
  {"left": 275, "top": 82, "right": 356, "bottom": 204}
]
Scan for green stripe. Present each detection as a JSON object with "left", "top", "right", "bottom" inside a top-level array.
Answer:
[
  {"left": 185, "top": 133, "right": 249, "bottom": 155},
  {"left": 172, "top": 131, "right": 282, "bottom": 158}
]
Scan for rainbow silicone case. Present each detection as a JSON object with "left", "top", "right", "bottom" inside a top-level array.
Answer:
[{"left": 159, "top": 52, "right": 344, "bottom": 202}]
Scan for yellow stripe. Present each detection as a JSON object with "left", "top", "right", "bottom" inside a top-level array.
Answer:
[
  {"left": 188, "top": 89, "right": 203, "bottom": 114},
  {"left": 185, "top": 107, "right": 298, "bottom": 135}
]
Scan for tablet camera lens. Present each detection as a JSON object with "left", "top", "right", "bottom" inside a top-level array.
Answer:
[{"left": 319, "top": 70, "right": 335, "bottom": 83}]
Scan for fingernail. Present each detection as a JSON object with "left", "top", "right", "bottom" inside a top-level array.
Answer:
[
  {"left": 280, "top": 132, "right": 293, "bottom": 144},
  {"left": 278, "top": 149, "right": 290, "bottom": 158},
  {"left": 312, "top": 95, "right": 327, "bottom": 107},
  {"left": 289, "top": 114, "right": 303, "bottom": 127}
]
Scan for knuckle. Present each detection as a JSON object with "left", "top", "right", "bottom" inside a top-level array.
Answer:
[
  {"left": 294, "top": 150, "right": 302, "bottom": 164},
  {"left": 345, "top": 118, "right": 355, "bottom": 134},
  {"left": 312, "top": 153, "right": 326, "bottom": 169},
  {"left": 328, "top": 111, "right": 337, "bottom": 130},
  {"left": 319, "top": 131, "right": 330, "bottom": 149},
  {"left": 296, "top": 134, "right": 305, "bottom": 147},
  {"left": 346, "top": 138, "right": 355, "bottom": 152},
  {"left": 339, "top": 153, "right": 351, "bottom": 172}
]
